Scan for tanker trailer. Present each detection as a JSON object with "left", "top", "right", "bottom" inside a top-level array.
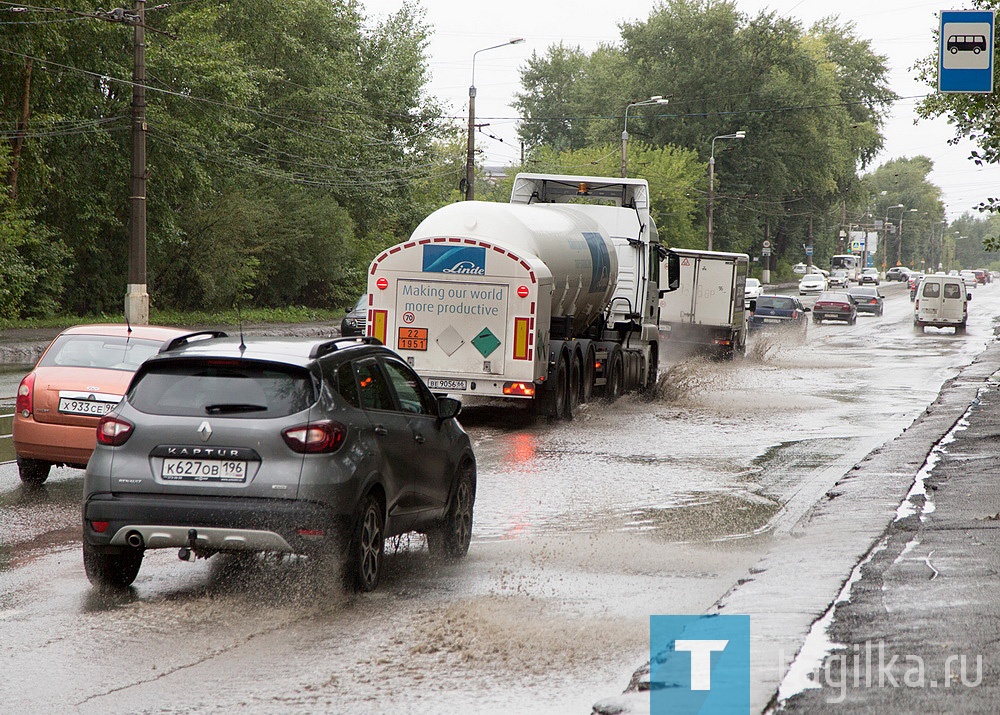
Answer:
[{"left": 367, "top": 173, "right": 664, "bottom": 418}]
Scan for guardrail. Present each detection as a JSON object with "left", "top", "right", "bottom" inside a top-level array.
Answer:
[{"left": 1, "top": 396, "right": 14, "bottom": 464}]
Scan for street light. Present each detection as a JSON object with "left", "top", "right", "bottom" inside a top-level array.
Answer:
[
  {"left": 620, "top": 95, "right": 670, "bottom": 178},
  {"left": 706, "top": 131, "right": 746, "bottom": 251},
  {"left": 464, "top": 37, "right": 524, "bottom": 201},
  {"left": 896, "top": 207, "right": 918, "bottom": 266}
]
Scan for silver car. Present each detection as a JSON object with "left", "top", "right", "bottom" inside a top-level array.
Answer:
[{"left": 82, "top": 332, "right": 476, "bottom": 591}]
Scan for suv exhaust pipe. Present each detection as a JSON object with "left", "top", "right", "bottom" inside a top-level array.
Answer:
[{"left": 125, "top": 531, "right": 144, "bottom": 549}]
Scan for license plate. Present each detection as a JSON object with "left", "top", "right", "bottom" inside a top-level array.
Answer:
[
  {"left": 162, "top": 459, "right": 247, "bottom": 483},
  {"left": 58, "top": 397, "right": 117, "bottom": 416},
  {"left": 427, "top": 379, "right": 467, "bottom": 391},
  {"left": 763, "top": 318, "right": 783, "bottom": 323}
]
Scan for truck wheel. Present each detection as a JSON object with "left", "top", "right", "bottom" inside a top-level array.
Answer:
[
  {"left": 956, "top": 322, "right": 967, "bottom": 335},
  {"left": 914, "top": 321, "right": 924, "bottom": 333},
  {"left": 644, "top": 342, "right": 659, "bottom": 392},
  {"left": 605, "top": 350, "right": 625, "bottom": 402},
  {"left": 581, "top": 345, "right": 596, "bottom": 403},
  {"left": 536, "top": 352, "right": 568, "bottom": 418},
  {"left": 564, "top": 352, "right": 582, "bottom": 420}
]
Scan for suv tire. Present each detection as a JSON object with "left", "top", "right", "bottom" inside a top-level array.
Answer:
[
  {"left": 345, "top": 493, "right": 385, "bottom": 592},
  {"left": 17, "top": 457, "right": 51, "bottom": 485},
  {"left": 427, "top": 461, "right": 475, "bottom": 559},
  {"left": 83, "top": 542, "right": 143, "bottom": 589}
]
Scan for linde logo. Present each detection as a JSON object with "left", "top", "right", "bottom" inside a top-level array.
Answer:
[
  {"left": 442, "top": 260, "right": 485, "bottom": 275},
  {"left": 422, "top": 244, "right": 487, "bottom": 275}
]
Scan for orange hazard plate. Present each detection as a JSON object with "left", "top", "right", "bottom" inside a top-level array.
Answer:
[{"left": 397, "top": 327, "right": 428, "bottom": 351}]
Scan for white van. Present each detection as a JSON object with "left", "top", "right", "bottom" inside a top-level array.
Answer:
[{"left": 914, "top": 274, "right": 970, "bottom": 333}]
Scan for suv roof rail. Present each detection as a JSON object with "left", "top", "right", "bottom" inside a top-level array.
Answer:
[
  {"left": 159, "top": 330, "right": 229, "bottom": 354},
  {"left": 309, "top": 336, "right": 383, "bottom": 360}
]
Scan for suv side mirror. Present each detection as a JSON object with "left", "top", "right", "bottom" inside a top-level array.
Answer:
[{"left": 437, "top": 396, "right": 463, "bottom": 420}]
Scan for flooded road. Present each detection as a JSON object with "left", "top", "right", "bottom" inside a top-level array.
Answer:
[{"left": 2, "top": 280, "right": 998, "bottom": 714}]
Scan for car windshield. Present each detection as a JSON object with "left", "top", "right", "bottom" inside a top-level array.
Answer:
[
  {"left": 128, "top": 359, "right": 316, "bottom": 418},
  {"left": 38, "top": 334, "right": 164, "bottom": 371},
  {"left": 756, "top": 297, "right": 794, "bottom": 310},
  {"left": 746, "top": 279, "right": 760, "bottom": 287},
  {"left": 817, "top": 292, "right": 848, "bottom": 302},
  {"left": 850, "top": 288, "right": 876, "bottom": 296}
]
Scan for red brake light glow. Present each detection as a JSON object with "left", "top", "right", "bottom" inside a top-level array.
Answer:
[
  {"left": 90, "top": 521, "right": 109, "bottom": 533},
  {"left": 97, "top": 415, "right": 134, "bottom": 446},
  {"left": 15, "top": 373, "right": 34, "bottom": 417},
  {"left": 282, "top": 421, "right": 346, "bottom": 454}
]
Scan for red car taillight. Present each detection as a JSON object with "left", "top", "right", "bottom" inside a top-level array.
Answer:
[
  {"left": 15, "top": 373, "right": 34, "bottom": 417},
  {"left": 282, "top": 421, "right": 346, "bottom": 454},
  {"left": 96, "top": 415, "right": 134, "bottom": 446}
]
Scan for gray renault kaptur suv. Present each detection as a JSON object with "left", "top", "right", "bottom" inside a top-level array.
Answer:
[{"left": 82, "top": 332, "right": 476, "bottom": 591}]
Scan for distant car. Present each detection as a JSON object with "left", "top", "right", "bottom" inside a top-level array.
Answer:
[
  {"left": 81, "top": 333, "right": 477, "bottom": 590},
  {"left": 744, "top": 278, "right": 764, "bottom": 303},
  {"left": 808, "top": 267, "right": 830, "bottom": 278},
  {"left": 12, "top": 324, "right": 189, "bottom": 484},
  {"left": 341, "top": 294, "right": 368, "bottom": 337},
  {"left": 960, "top": 270, "right": 977, "bottom": 288},
  {"left": 812, "top": 291, "right": 858, "bottom": 324},
  {"left": 974, "top": 269, "right": 988, "bottom": 285},
  {"left": 798, "top": 273, "right": 827, "bottom": 294},
  {"left": 886, "top": 267, "right": 912, "bottom": 282},
  {"left": 948, "top": 270, "right": 959, "bottom": 277},
  {"left": 908, "top": 273, "right": 926, "bottom": 301},
  {"left": 848, "top": 286, "right": 884, "bottom": 316},
  {"left": 828, "top": 270, "right": 850, "bottom": 288},
  {"left": 858, "top": 267, "right": 880, "bottom": 285},
  {"left": 793, "top": 263, "right": 808, "bottom": 275},
  {"left": 748, "top": 295, "right": 810, "bottom": 338}
]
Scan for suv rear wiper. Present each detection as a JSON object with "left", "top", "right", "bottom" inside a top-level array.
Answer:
[{"left": 205, "top": 403, "right": 268, "bottom": 414}]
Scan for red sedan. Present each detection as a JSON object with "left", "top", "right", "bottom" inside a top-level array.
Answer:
[
  {"left": 812, "top": 292, "right": 858, "bottom": 325},
  {"left": 12, "top": 324, "right": 189, "bottom": 483}
]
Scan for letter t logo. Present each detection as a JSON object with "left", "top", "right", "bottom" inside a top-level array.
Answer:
[{"left": 675, "top": 640, "right": 729, "bottom": 690}]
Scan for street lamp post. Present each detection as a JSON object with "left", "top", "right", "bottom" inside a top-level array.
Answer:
[
  {"left": 885, "top": 204, "right": 904, "bottom": 270},
  {"left": 707, "top": 131, "right": 746, "bottom": 251},
  {"left": 465, "top": 37, "right": 524, "bottom": 201},
  {"left": 896, "top": 207, "right": 918, "bottom": 266},
  {"left": 620, "top": 95, "right": 669, "bottom": 178}
]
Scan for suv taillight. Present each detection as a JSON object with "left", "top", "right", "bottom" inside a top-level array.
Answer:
[
  {"left": 97, "top": 415, "right": 134, "bottom": 446},
  {"left": 15, "top": 373, "right": 34, "bottom": 417},
  {"left": 282, "top": 421, "right": 346, "bottom": 454}
]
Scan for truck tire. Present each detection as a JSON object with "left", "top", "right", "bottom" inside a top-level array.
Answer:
[
  {"left": 605, "top": 348, "right": 625, "bottom": 402},
  {"left": 537, "top": 354, "right": 568, "bottom": 418},
  {"left": 581, "top": 345, "right": 596, "bottom": 403},
  {"left": 564, "top": 351, "right": 582, "bottom": 419},
  {"left": 914, "top": 321, "right": 924, "bottom": 333},
  {"left": 956, "top": 322, "right": 967, "bottom": 335},
  {"left": 643, "top": 342, "right": 659, "bottom": 393}
]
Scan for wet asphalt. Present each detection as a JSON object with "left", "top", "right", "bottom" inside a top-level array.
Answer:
[{"left": 773, "top": 329, "right": 1000, "bottom": 712}]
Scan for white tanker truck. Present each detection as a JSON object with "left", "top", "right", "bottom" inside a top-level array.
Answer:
[{"left": 366, "top": 173, "right": 679, "bottom": 418}]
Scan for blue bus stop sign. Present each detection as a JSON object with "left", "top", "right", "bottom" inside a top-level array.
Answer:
[{"left": 939, "top": 10, "right": 994, "bottom": 93}]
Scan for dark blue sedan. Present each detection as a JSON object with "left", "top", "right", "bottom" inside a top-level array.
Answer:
[{"left": 749, "top": 295, "right": 810, "bottom": 338}]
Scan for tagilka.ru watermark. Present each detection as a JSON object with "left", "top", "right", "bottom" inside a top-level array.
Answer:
[{"left": 780, "top": 640, "right": 983, "bottom": 704}]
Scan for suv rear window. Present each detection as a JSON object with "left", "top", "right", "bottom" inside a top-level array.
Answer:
[{"left": 127, "top": 360, "right": 315, "bottom": 418}]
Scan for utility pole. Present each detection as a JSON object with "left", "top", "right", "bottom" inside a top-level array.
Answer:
[{"left": 126, "top": 0, "right": 149, "bottom": 324}]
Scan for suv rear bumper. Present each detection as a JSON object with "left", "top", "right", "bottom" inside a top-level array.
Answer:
[{"left": 83, "top": 492, "right": 350, "bottom": 554}]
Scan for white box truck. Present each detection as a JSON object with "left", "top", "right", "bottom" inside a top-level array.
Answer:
[
  {"left": 658, "top": 248, "right": 749, "bottom": 358},
  {"left": 367, "top": 173, "right": 675, "bottom": 418}
]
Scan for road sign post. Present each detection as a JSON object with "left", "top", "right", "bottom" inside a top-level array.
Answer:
[{"left": 939, "top": 10, "right": 995, "bottom": 93}]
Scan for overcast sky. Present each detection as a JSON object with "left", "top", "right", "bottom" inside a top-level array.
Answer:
[{"left": 362, "top": 0, "right": 1000, "bottom": 222}]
